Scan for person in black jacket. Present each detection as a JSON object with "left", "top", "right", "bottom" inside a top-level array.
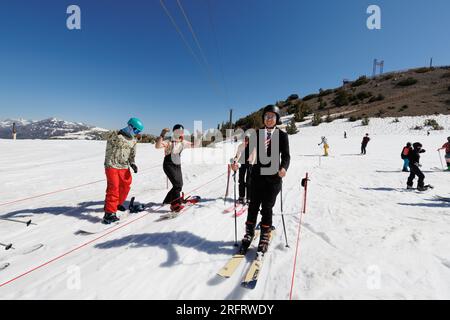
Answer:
[
  {"left": 407, "top": 142, "right": 427, "bottom": 190},
  {"left": 233, "top": 133, "right": 253, "bottom": 204},
  {"left": 361, "top": 133, "right": 370, "bottom": 155},
  {"left": 232, "top": 105, "right": 290, "bottom": 254}
]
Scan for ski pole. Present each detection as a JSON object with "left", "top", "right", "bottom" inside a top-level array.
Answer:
[
  {"left": 0, "top": 217, "right": 33, "bottom": 226},
  {"left": 438, "top": 150, "right": 445, "bottom": 170},
  {"left": 0, "top": 243, "right": 14, "bottom": 250},
  {"left": 280, "top": 181, "right": 289, "bottom": 248},
  {"left": 233, "top": 170, "right": 238, "bottom": 246}
]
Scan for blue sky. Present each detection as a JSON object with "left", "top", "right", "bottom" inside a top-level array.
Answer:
[{"left": 0, "top": 0, "right": 449, "bottom": 134}]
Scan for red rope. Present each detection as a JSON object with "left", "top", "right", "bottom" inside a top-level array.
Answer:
[
  {"left": 0, "top": 171, "right": 226, "bottom": 288},
  {"left": 0, "top": 165, "right": 160, "bottom": 208},
  {"left": 289, "top": 173, "right": 309, "bottom": 300}
]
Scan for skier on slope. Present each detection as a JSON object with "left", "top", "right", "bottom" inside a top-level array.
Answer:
[
  {"left": 231, "top": 105, "right": 290, "bottom": 254},
  {"left": 156, "top": 124, "right": 193, "bottom": 212},
  {"left": 232, "top": 133, "right": 254, "bottom": 204},
  {"left": 437, "top": 137, "right": 450, "bottom": 171},
  {"left": 407, "top": 142, "right": 428, "bottom": 191},
  {"left": 318, "top": 136, "right": 329, "bottom": 156},
  {"left": 102, "top": 118, "right": 143, "bottom": 224},
  {"left": 361, "top": 133, "right": 370, "bottom": 155},
  {"left": 401, "top": 142, "right": 412, "bottom": 172}
]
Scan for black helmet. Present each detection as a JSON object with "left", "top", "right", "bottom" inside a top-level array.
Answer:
[
  {"left": 447, "top": 136, "right": 450, "bottom": 142},
  {"left": 173, "top": 124, "right": 184, "bottom": 131},
  {"left": 406, "top": 142, "right": 412, "bottom": 147},
  {"left": 413, "top": 142, "right": 422, "bottom": 149},
  {"left": 262, "top": 105, "right": 282, "bottom": 125}
]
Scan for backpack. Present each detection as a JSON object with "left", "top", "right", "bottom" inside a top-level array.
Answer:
[{"left": 401, "top": 147, "right": 410, "bottom": 159}]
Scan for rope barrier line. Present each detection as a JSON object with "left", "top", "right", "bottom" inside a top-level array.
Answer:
[
  {"left": 0, "top": 164, "right": 160, "bottom": 208},
  {"left": 0, "top": 171, "right": 226, "bottom": 288},
  {"left": 289, "top": 173, "right": 309, "bottom": 300}
]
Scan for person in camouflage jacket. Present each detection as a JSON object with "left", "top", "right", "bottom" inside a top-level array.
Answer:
[{"left": 103, "top": 118, "right": 143, "bottom": 224}]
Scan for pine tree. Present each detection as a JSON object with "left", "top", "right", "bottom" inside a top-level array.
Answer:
[{"left": 286, "top": 118, "right": 298, "bottom": 135}]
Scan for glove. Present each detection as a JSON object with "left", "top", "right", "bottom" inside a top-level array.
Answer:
[
  {"left": 160, "top": 128, "right": 170, "bottom": 138},
  {"left": 130, "top": 164, "right": 138, "bottom": 173}
]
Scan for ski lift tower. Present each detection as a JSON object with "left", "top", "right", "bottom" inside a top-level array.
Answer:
[{"left": 372, "top": 59, "right": 384, "bottom": 77}]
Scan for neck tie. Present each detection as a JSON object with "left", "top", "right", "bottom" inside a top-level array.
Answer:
[{"left": 265, "top": 131, "right": 272, "bottom": 151}]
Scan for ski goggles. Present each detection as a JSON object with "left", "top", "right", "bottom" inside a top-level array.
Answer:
[{"left": 130, "top": 125, "right": 142, "bottom": 135}]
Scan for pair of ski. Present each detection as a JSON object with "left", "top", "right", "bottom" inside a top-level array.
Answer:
[
  {"left": 75, "top": 197, "right": 154, "bottom": 235},
  {"left": 431, "top": 167, "right": 450, "bottom": 172},
  {"left": 0, "top": 243, "right": 44, "bottom": 272},
  {"left": 157, "top": 196, "right": 201, "bottom": 221},
  {"left": 406, "top": 184, "right": 434, "bottom": 192},
  {"left": 434, "top": 195, "right": 450, "bottom": 202},
  {"left": 223, "top": 203, "right": 248, "bottom": 217},
  {"left": 217, "top": 227, "right": 274, "bottom": 289}
]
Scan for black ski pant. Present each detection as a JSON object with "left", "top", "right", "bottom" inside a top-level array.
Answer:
[
  {"left": 361, "top": 144, "right": 367, "bottom": 154},
  {"left": 163, "top": 161, "right": 183, "bottom": 205},
  {"left": 407, "top": 164, "right": 425, "bottom": 188},
  {"left": 246, "top": 176, "right": 281, "bottom": 228},
  {"left": 238, "top": 164, "right": 252, "bottom": 201}
]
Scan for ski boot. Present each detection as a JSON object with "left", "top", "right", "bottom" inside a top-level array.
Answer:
[
  {"left": 257, "top": 225, "right": 272, "bottom": 254},
  {"left": 117, "top": 204, "right": 127, "bottom": 212},
  {"left": 238, "top": 197, "right": 245, "bottom": 205},
  {"left": 239, "top": 222, "right": 255, "bottom": 254},
  {"left": 407, "top": 185, "right": 415, "bottom": 190},
  {"left": 170, "top": 202, "right": 184, "bottom": 213},
  {"left": 102, "top": 212, "right": 119, "bottom": 224}
]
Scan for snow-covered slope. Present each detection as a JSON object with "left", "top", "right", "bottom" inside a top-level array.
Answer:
[
  {"left": 0, "top": 118, "right": 108, "bottom": 140},
  {"left": 0, "top": 116, "right": 449, "bottom": 299}
]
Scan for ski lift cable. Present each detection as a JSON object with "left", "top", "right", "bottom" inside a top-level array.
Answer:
[{"left": 176, "top": 0, "right": 227, "bottom": 103}]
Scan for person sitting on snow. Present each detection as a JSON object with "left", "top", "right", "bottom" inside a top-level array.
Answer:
[{"left": 103, "top": 117, "right": 143, "bottom": 224}]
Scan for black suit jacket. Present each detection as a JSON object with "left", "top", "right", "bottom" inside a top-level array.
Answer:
[{"left": 249, "top": 128, "right": 290, "bottom": 182}]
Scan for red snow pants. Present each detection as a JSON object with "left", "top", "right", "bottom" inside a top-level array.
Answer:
[{"left": 104, "top": 168, "right": 132, "bottom": 213}]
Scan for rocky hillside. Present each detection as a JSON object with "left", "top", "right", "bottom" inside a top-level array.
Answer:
[{"left": 235, "top": 66, "right": 450, "bottom": 129}]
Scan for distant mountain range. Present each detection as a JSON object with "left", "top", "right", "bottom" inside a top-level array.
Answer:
[{"left": 0, "top": 118, "right": 109, "bottom": 140}]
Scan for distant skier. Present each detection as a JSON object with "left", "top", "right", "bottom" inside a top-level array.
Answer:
[
  {"left": 437, "top": 137, "right": 450, "bottom": 171},
  {"left": 344, "top": 131, "right": 347, "bottom": 139},
  {"left": 12, "top": 122, "right": 17, "bottom": 140},
  {"left": 156, "top": 124, "right": 193, "bottom": 212},
  {"left": 318, "top": 136, "right": 329, "bottom": 156},
  {"left": 407, "top": 142, "right": 428, "bottom": 191},
  {"left": 361, "top": 133, "right": 370, "bottom": 155},
  {"left": 103, "top": 118, "right": 143, "bottom": 224},
  {"left": 232, "top": 105, "right": 290, "bottom": 254},
  {"left": 401, "top": 142, "right": 412, "bottom": 172},
  {"left": 233, "top": 133, "right": 253, "bottom": 204}
]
